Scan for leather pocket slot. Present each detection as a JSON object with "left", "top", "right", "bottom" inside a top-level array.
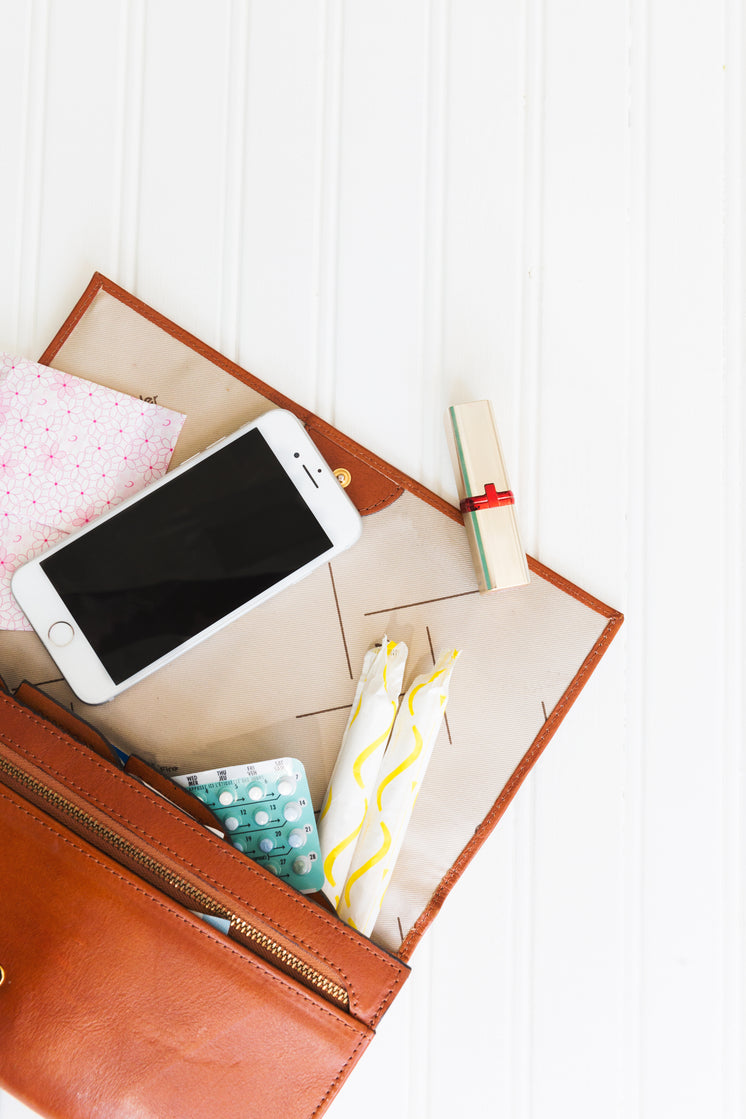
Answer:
[
  {"left": 0, "top": 783, "right": 372, "bottom": 1119},
  {"left": 0, "top": 749, "right": 351, "bottom": 1013}
]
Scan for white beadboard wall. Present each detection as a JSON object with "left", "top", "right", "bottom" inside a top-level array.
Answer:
[{"left": 0, "top": 2, "right": 742, "bottom": 1117}]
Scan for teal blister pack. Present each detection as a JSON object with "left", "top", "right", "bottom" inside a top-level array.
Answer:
[{"left": 174, "top": 758, "right": 323, "bottom": 894}]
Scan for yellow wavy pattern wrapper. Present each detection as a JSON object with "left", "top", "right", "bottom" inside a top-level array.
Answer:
[
  {"left": 318, "top": 638, "right": 408, "bottom": 907},
  {"left": 337, "top": 647, "right": 460, "bottom": 936}
]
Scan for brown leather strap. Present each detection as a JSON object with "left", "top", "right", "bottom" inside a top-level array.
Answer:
[
  {"left": 13, "top": 681, "right": 225, "bottom": 837},
  {"left": 123, "top": 754, "right": 226, "bottom": 837},
  {"left": 14, "top": 681, "right": 122, "bottom": 766},
  {"left": 304, "top": 423, "right": 403, "bottom": 516}
]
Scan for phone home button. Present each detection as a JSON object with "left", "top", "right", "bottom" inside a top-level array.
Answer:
[{"left": 48, "top": 621, "right": 74, "bottom": 647}]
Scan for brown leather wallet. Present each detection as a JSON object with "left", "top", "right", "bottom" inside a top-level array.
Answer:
[
  {"left": 0, "top": 276, "right": 622, "bottom": 1118},
  {"left": 0, "top": 680, "right": 409, "bottom": 1119}
]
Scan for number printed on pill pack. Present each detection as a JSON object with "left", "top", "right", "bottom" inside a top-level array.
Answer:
[{"left": 173, "top": 758, "right": 324, "bottom": 894}]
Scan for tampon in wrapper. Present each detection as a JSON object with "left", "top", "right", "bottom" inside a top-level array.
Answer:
[
  {"left": 337, "top": 648, "right": 460, "bottom": 936},
  {"left": 318, "top": 638, "right": 408, "bottom": 908}
]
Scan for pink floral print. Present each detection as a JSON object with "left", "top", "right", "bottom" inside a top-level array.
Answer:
[{"left": 0, "top": 353, "right": 186, "bottom": 630}]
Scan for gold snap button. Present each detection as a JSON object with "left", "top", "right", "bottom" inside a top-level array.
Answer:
[
  {"left": 334, "top": 468, "right": 352, "bottom": 488},
  {"left": 0, "top": 966, "right": 5, "bottom": 987}
]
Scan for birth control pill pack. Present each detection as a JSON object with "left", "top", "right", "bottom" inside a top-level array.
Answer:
[{"left": 174, "top": 758, "right": 324, "bottom": 893}]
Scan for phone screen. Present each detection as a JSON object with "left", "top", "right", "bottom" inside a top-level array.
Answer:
[{"left": 40, "top": 428, "right": 332, "bottom": 684}]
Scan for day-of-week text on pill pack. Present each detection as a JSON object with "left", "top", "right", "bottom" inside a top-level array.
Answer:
[{"left": 174, "top": 758, "right": 323, "bottom": 894}]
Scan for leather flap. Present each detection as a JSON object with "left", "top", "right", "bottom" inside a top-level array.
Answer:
[
  {"left": 14, "top": 681, "right": 122, "bottom": 767},
  {"left": 0, "top": 782, "right": 372, "bottom": 1119},
  {"left": 0, "top": 690, "right": 409, "bottom": 1030},
  {"left": 304, "top": 422, "right": 404, "bottom": 516}
]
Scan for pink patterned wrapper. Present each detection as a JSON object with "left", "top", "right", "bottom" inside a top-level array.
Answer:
[{"left": 0, "top": 353, "right": 186, "bottom": 630}]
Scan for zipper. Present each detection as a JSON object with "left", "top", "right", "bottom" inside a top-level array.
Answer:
[
  {"left": 229, "top": 915, "right": 349, "bottom": 1006},
  {"left": 0, "top": 753, "right": 349, "bottom": 1011}
]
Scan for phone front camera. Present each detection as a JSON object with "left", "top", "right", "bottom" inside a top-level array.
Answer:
[{"left": 294, "top": 452, "right": 300, "bottom": 458}]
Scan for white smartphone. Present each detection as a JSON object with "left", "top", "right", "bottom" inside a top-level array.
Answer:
[{"left": 11, "top": 408, "right": 362, "bottom": 705}]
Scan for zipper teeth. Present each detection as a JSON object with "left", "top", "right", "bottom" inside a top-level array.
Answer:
[
  {"left": 0, "top": 754, "right": 349, "bottom": 1010},
  {"left": 0, "top": 755, "right": 225, "bottom": 915},
  {"left": 230, "top": 915, "right": 349, "bottom": 1007}
]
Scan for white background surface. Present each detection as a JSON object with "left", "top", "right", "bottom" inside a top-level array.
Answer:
[{"left": 0, "top": 2, "right": 742, "bottom": 1117}]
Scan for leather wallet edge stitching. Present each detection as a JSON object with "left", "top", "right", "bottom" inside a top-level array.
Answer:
[
  {"left": 398, "top": 606, "right": 624, "bottom": 960},
  {"left": 39, "top": 274, "right": 403, "bottom": 517},
  {"left": 0, "top": 694, "right": 407, "bottom": 1006},
  {"left": 39, "top": 272, "right": 625, "bottom": 628},
  {"left": 38, "top": 273, "right": 626, "bottom": 963},
  {"left": 0, "top": 787, "right": 368, "bottom": 1036}
]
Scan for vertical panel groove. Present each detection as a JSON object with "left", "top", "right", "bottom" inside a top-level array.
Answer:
[
  {"left": 513, "top": 2, "right": 545, "bottom": 1115},
  {"left": 722, "top": 0, "right": 744, "bottom": 1113},
  {"left": 624, "top": 0, "right": 649, "bottom": 1114},
  {"left": 111, "top": 0, "right": 128, "bottom": 286},
  {"left": 11, "top": 0, "right": 34, "bottom": 348},
  {"left": 312, "top": 0, "right": 344, "bottom": 422},
  {"left": 405, "top": 4, "right": 451, "bottom": 1112},
  {"left": 217, "top": 0, "right": 251, "bottom": 359},
  {"left": 517, "top": 0, "right": 545, "bottom": 556},
  {"left": 15, "top": 0, "right": 49, "bottom": 354},
  {"left": 113, "top": 0, "right": 146, "bottom": 293},
  {"left": 509, "top": 788, "right": 537, "bottom": 1119},
  {"left": 406, "top": 940, "right": 433, "bottom": 1119},
  {"left": 418, "top": 0, "right": 449, "bottom": 489}
]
